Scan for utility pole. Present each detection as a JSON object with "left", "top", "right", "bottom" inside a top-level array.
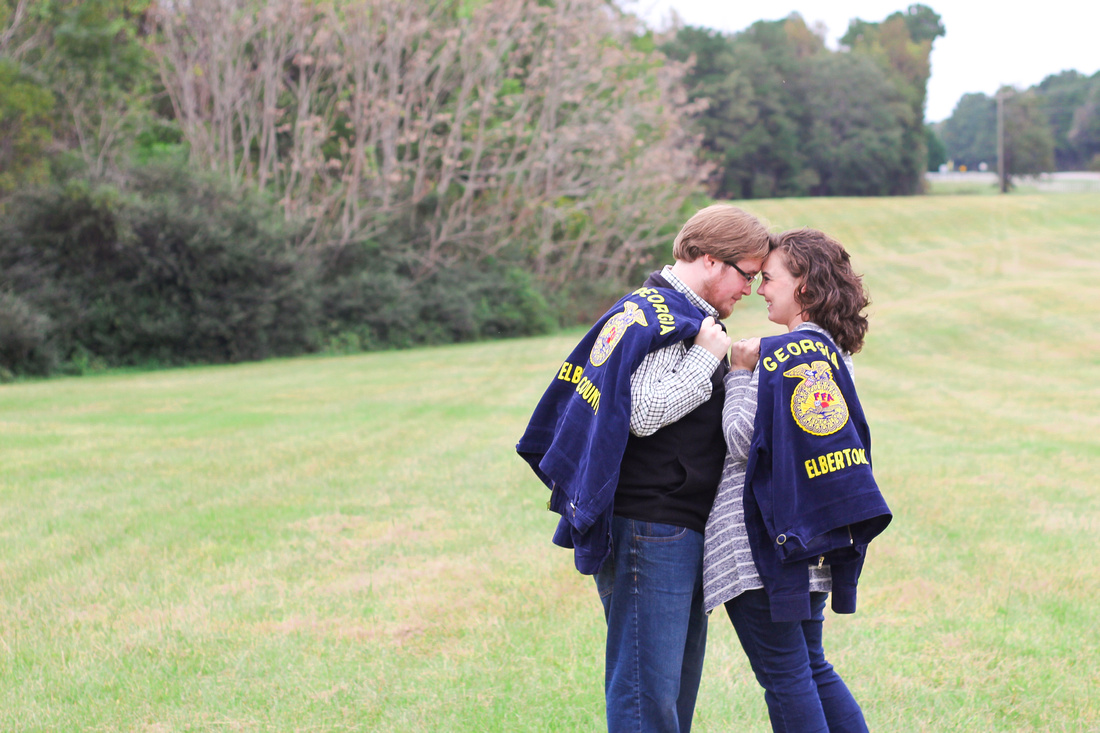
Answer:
[{"left": 996, "top": 88, "right": 1012, "bottom": 194}]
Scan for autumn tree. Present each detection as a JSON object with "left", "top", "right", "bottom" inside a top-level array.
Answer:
[
  {"left": 149, "top": 0, "right": 703, "bottom": 286},
  {"left": 840, "top": 3, "right": 945, "bottom": 194},
  {"left": 662, "top": 7, "right": 943, "bottom": 199}
]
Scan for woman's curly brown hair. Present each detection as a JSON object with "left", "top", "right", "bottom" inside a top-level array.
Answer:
[{"left": 770, "top": 228, "right": 870, "bottom": 354}]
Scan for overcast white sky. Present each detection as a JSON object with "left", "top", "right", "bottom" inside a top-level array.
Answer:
[{"left": 623, "top": 0, "right": 1100, "bottom": 123}]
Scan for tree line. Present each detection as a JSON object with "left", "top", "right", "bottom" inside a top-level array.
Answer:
[
  {"left": 0, "top": 1, "right": 1004, "bottom": 378},
  {"left": 2, "top": 0, "right": 708, "bottom": 377},
  {"left": 934, "top": 70, "right": 1100, "bottom": 176},
  {"left": 660, "top": 5, "right": 945, "bottom": 199}
]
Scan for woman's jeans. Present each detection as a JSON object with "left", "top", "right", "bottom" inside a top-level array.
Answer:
[
  {"left": 724, "top": 589, "right": 868, "bottom": 733},
  {"left": 595, "top": 516, "right": 708, "bottom": 733}
]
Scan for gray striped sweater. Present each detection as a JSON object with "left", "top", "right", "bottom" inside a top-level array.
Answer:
[{"left": 702, "top": 323, "right": 851, "bottom": 614}]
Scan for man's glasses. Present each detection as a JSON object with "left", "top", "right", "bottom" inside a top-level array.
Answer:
[{"left": 723, "top": 259, "right": 758, "bottom": 285}]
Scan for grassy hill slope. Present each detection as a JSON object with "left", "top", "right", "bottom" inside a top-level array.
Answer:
[{"left": 1, "top": 193, "right": 1098, "bottom": 731}]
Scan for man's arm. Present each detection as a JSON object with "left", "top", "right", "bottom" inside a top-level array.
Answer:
[{"left": 629, "top": 316, "right": 730, "bottom": 437}]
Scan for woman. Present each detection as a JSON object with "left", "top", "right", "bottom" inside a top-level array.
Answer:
[{"left": 702, "top": 227, "right": 891, "bottom": 732}]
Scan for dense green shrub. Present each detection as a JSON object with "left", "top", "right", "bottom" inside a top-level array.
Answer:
[
  {"left": 0, "top": 289, "right": 56, "bottom": 377},
  {"left": 0, "top": 164, "right": 319, "bottom": 374},
  {"left": 317, "top": 242, "right": 556, "bottom": 352},
  {"left": 0, "top": 163, "right": 566, "bottom": 377}
]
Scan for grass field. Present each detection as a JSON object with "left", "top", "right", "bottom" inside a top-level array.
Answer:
[{"left": 2, "top": 193, "right": 1099, "bottom": 731}]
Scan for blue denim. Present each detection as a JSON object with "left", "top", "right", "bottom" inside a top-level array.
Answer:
[
  {"left": 724, "top": 589, "right": 868, "bottom": 733},
  {"left": 595, "top": 516, "right": 708, "bottom": 733}
]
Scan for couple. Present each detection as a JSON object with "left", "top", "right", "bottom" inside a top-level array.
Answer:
[{"left": 518, "top": 204, "right": 891, "bottom": 732}]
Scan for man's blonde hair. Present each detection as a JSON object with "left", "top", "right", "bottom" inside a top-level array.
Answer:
[{"left": 672, "top": 204, "right": 770, "bottom": 264}]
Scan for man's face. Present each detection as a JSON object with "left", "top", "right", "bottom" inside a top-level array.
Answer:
[{"left": 700, "top": 255, "right": 762, "bottom": 319}]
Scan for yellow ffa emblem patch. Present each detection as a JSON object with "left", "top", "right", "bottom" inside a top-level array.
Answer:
[
  {"left": 784, "top": 360, "right": 849, "bottom": 436},
  {"left": 590, "top": 301, "right": 649, "bottom": 366}
]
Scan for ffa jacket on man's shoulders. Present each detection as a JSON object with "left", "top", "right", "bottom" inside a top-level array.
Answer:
[
  {"left": 516, "top": 285, "right": 706, "bottom": 574},
  {"left": 744, "top": 329, "right": 892, "bottom": 622}
]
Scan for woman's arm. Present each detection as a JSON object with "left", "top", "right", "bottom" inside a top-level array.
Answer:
[
  {"left": 723, "top": 368, "right": 759, "bottom": 461},
  {"left": 723, "top": 336, "right": 761, "bottom": 460}
]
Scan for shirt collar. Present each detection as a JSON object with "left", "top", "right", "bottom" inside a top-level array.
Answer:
[{"left": 661, "top": 265, "right": 718, "bottom": 318}]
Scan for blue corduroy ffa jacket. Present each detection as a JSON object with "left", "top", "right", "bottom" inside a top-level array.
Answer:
[
  {"left": 743, "top": 329, "right": 892, "bottom": 622},
  {"left": 516, "top": 285, "right": 707, "bottom": 574}
]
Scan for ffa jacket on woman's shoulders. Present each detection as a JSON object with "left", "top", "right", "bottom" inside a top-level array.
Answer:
[{"left": 743, "top": 329, "right": 892, "bottom": 622}]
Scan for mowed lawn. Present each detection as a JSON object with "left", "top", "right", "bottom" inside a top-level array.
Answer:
[{"left": 2, "top": 194, "right": 1098, "bottom": 731}]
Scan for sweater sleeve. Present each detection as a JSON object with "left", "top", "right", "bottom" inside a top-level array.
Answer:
[{"left": 722, "top": 367, "right": 759, "bottom": 462}]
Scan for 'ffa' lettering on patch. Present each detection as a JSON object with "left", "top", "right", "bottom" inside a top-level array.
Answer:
[
  {"left": 784, "top": 360, "right": 849, "bottom": 436},
  {"left": 590, "top": 301, "right": 648, "bottom": 367}
]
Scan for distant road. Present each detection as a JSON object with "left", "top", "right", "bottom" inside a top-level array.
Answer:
[{"left": 926, "top": 171, "right": 1100, "bottom": 192}]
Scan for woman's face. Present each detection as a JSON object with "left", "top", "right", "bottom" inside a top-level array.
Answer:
[{"left": 757, "top": 249, "right": 805, "bottom": 331}]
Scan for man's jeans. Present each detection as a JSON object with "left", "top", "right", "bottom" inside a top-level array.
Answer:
[
  {"left": 724, "top": 589, "right": 868, "bottom": 733},
  {"left": 595, "top": 516, "right": 708, "bottom": 733}
]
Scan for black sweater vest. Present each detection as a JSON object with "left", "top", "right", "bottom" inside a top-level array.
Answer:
[{"left": 614, "top": 272, "right": 728, "bottom": 533}]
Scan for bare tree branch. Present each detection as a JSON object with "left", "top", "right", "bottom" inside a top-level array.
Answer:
[{"left": 148, "top": 0, "right": 703, "bottom": 285}]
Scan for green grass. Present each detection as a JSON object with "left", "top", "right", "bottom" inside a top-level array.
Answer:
[
  {"left": 925, "top": 178, "right": 1004, "bottom": 196},
  {"left": 2, "top": 193, "right": 1099, "bottom": 731}
]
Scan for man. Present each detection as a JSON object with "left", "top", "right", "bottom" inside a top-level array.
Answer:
[{"left": 518, "top": 204, "right": 770, "bottom": 732}]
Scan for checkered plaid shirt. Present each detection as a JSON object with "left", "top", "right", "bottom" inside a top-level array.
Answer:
[{"left": 629, "top": 266, "right": 723, "bottom": 437}]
